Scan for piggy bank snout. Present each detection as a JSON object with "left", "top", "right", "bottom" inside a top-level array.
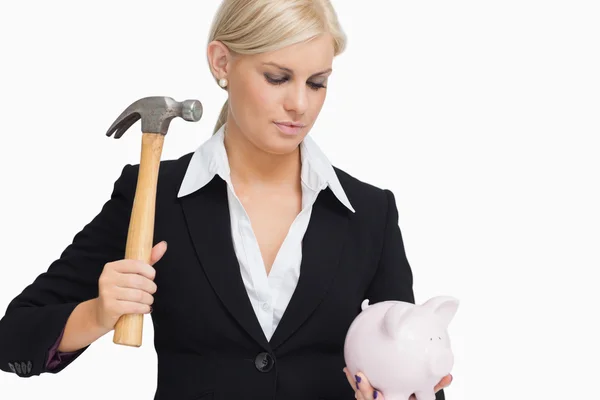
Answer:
[{"left": 429, "top": 350, "right": 454, "bottom": 378}]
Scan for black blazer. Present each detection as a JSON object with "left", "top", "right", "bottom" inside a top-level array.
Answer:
[{"left": 0, "top": 151, "right": 445, "bottom": 400}]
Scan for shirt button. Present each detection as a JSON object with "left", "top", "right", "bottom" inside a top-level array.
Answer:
[{"left": 262, "top": 302, "right": 270, "bottom": 311}]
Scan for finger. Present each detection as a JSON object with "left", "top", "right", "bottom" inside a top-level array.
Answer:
[
  {"left": 150, "top": 241, "right": 168, "bottom": 266},
  {"left": 343, "top": 367, "right": 358, "bottom": 391},
  {"left": 434, "top": 374, "right": 453, "bottom": 392},
  {"left": 116, "top": 299, "right": 152, "bottom": 315},
  {"left": 117, "top": 272, "right": 157, "bottom": 294},
  {"left": 343, "top": 368, "right": 383, "bottom": 399},
  {"left": 356, "top": 372, "right": 378, "bottom": 400},
  {"left": 114, "top": 259, "right": 156, "bottom": 281},
  {"left": 114, "top": 287, "right": 154, "bottom": 305}
]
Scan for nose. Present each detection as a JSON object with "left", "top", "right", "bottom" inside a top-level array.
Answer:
[{"left": 283, "top": 82, "right": 309, "bottom": 115}]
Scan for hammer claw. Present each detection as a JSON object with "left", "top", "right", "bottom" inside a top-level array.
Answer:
[
  {"left": 117, "top": 113, "right": 140, "bottom": 138},
  {"left": 106, "top": 111, "right": 141, "bottom": 138}
]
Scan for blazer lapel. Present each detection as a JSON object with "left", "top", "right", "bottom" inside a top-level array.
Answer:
[
  {"left": 269, "top": 187, "right": 352, "bottom": 349},
  {"left": 179, "top": 176, "right": 270, "bottom": 350}
]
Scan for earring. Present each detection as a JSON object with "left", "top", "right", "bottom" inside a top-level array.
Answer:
[{"left": 219, "top": 78, "right": 228, "bottom": 88}]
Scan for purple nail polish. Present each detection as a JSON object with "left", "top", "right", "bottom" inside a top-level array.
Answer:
[{"left": 373, "top": 391, "right": 378, "bottom": 399}]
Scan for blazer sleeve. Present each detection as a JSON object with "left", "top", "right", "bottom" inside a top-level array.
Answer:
[
  {"left": 364, "top": 189, "right": 415, "bottom": 305},
  {"left": 364, "top": 189, "right": 446, "bottom": 400},
  {"left": 0, "top": 164, "right": 136, "bottom": 377}
]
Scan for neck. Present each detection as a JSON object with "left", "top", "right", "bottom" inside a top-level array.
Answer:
[{"left": 223, "top": 124, "right": 301, "bottom": 189}]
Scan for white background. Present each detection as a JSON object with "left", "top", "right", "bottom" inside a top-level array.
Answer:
[{"left": 1, "top": 0, "right": 599, "bottom": 399}]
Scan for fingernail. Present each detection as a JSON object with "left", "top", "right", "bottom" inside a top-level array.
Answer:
[
  {"left": 355, "top": 375, "right": 361, "bottom": 388},
  {"left": 373, "top": 391, "right": 378, "bottom": 399},
  {"left": 149, "top": 306, "right": 153, "bottom": 313}
]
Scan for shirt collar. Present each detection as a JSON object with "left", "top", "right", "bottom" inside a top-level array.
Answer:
[{"left": 177, "top": 123, "right": 355, "bottom": 213}]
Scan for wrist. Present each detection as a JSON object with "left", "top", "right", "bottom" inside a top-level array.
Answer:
[
  {"left": 57, "top": 299, "right": 110, "bottom": 353},
  {"left": 87, "top": 298, "right": 111, "bottom": 335}
]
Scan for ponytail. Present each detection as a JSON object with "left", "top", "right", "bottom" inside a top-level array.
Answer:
[{"left": 212, "top": 98, "right": 229, "bottom": 135}]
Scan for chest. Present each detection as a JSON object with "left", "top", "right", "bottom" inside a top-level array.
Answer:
[{"left": 235, "top": 187, "right": 303, "bottom": 275}]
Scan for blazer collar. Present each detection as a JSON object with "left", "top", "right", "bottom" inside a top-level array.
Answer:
[
  {"left": 177, "top": 123, "right": 355, "bottom": 213},
  {"left": 179, "top": 177, "right": 352, "bottom": 351}
]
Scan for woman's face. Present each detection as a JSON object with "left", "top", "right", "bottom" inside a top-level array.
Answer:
[{"left": 208, "top": 33, "right": 334, "bottom": 155}]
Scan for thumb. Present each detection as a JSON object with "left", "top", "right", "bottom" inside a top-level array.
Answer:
[{"left": 150, "top": 241, "right": 168, "bottom": 266}]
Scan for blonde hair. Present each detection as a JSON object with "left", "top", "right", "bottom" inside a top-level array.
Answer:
[{"left": 207, "top": 0, "right": 348, "bottom": 134}]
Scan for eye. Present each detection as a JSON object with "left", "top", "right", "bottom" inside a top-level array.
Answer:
[
  {"left": 264, "top": 74, "right": 286, "bottom": 85},
  {"left": 308, "top": 82, "right": 327, "bottom": 90},
  {"left": 264, "top": 74, "right": 326, "bottom": 91}
]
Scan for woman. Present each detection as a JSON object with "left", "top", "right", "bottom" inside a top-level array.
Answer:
[{"left": 0, "top": 0, "right": 452, "bottom": 399}]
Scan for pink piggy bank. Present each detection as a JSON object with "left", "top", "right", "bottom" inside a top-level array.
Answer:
[{"left": 344, "top": 296, "right": 459, "bottom": 400}]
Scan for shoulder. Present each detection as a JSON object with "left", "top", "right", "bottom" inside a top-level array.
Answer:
[
  {"left": 332, "top": 165, "right": 396, "bottom": 218},
  {"left": 115, "top": 152, "right": 195, "bottom": 197},
  {"left": 332, "top": 167, "right": 401, "bottom": 254}
]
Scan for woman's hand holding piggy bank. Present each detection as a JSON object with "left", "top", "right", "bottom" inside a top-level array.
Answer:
[{"left": 343, "top": 368, "right": 452, "bottom": 400}]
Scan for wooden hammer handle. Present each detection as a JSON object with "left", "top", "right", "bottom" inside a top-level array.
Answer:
[{"left": 113, "top": 132, "right": 165, "bottom": 347}]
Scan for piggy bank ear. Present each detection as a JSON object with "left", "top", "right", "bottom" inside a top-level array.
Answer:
[
  {"left": 383, "top": 303, "right": 413, "bottom": 339},
  {"left": 422, "top": 296, "right": 459, "bottom": 328}
]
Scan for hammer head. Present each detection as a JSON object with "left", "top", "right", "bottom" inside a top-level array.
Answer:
[{"left": 106, "top": 96, "right": 203, "bottom": 138}]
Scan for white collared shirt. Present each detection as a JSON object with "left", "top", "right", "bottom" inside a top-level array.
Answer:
[{"left": 177, "top": 123, "right": 354, "bottom": 341}]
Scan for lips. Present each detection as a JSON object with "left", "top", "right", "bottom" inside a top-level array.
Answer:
[
  {"left": 276, "top": 122, "right": 304, "bottom": 128},
  {"left": 274, "top": 122, "right": 305, "bottom": 136}
]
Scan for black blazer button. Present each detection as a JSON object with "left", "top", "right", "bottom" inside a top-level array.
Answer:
[{"left": 254, "top": 352, "right": 274, "bottom": 372}]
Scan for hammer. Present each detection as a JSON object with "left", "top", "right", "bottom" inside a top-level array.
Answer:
[{"left": 105, "top": 96, "right": 203, "bottom": 347}]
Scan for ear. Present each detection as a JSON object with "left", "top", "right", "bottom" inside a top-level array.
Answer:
[
  {"left": 383, "top": 303, "right": 414, "bottom": 339},
  {"left": 422, "top": 296, "right": 459, "bottom": 328},
  {"left": 207, "top": 40, "right": 233, "bottom": 80}
]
